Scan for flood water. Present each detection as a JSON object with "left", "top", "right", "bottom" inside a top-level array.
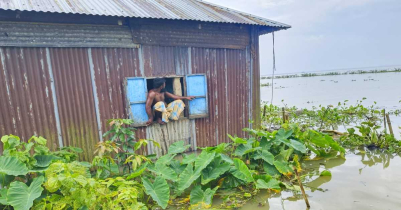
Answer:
[
  {"left": 231, "top": 149, "right": 401, "bottom": 210},
  {"left": 261, "top": 72, "right": 401, "bottom": 135}
]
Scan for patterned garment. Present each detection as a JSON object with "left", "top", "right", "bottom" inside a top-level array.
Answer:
[{"left": 153, "top": 100, "right": 185, "bottom": 123}]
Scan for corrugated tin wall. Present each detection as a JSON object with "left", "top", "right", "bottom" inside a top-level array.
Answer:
[
  {"left": 0, "top": 27, "right": 261, "bottom": 158},
  {"left": 0, "top": 47, "right": 59, "bottom": 152},
  {"left": 191, "top": 48, "right": 250, "bottom": 147}
]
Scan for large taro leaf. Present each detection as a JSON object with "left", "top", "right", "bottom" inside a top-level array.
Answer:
[
  {"left": 170, "top": 159, "right": 186, "bottom": 174},
  {"left": 201, "top": 161, "right": 231, "bottom": 185},
  {"left": 6, "top": 176, "right": 44, "bottom": 210},
  {"left": 263, "top": 162, "right": 281, "bottom": 177},
  {"left": 231, "top": 159, "right": 254, "bottom": 183},
  {"left": 219, "top": 154, "right": 234, "bottom": 164},
  {"left": 289, "top": 140, "right": 307, "bottom": 153},
  {"left": 255, "top": 178, "right": 281, "bottom": 191},
  {"left": 177, "top": 164, "right": 201, "bottom": 192},
  {"left": 156, "top": 154, "right": 176, "bottom": 166},
  {"left": 0, "top": 189, "right": 8, "bottom": 205},
  {"left": 252, "top": 150, "right": 274, "bottom": 165},
  {"left": 34, "top": 155, "right": 57, "bottom": 168},
  {"left": 155, "top": 163, "right": 178, "bottom": 181},
  {"left": 275, "top": 148, "right": 294, "bottom": 162},
  {"left": 190, "top": 186, "right": 219, "bottom": 206},
  {"left": 275, "top": 129, "right": 293, "bottom": 143},
  {"left": 260, "top": 137, "right": 273, "bottom": 150},
  {"left": 182, "top": 153, "right": 197, "bottom": 164},
  {"left": 142, "top": 177, "right": 170, "bottom": 209},
  {"left": 273, "top": 160, "right": 294, "bottom": 176},
  {"left": 0, "top": 156, "right": 29, "bottom": 176},
  {"left": 194, "top": 151, "right": 215, "bottom": 173},
  {"left": 220, "top": 174, "right": 246, "bottom": 189},
  {"left": 168, "top": 140, "right": 191, "bottom": 154}
]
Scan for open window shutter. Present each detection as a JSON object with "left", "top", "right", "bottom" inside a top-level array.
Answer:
[
  {"left": 186, "top": 74, "right": 208, "bottom": 119},
  {"left": 126, "top": 77, "right": 148, "bottom": 126}
]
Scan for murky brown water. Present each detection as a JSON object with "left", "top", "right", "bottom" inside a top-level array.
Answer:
[{"left": 221, "top": 149, "right": 401, "bottom": 210}]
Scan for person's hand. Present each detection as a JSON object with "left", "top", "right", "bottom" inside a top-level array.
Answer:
[
  {"left": 146, "top": 118, "right": 153, "bottom": 126},
  {"left": 186, "top": 96, "right": 196, "bottom": 101}
]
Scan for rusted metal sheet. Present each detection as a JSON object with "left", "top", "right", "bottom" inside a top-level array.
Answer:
[
  {"left": 146, "top": 119, "right": 196, "bottom": 157},
  {"left": 190, "top": 47, "right": 250, "bottom": 147},
  {"left": 48, "top": 48, "right": 100, "bottom": 160},
  {"left": 142, "top": 46, "right": 176, "bottom": 77},
  {"left": 0, "top": 0, "right": 291, "bottom": 28},
  {"left": 130, "top": 20, "right": 250, "bottom": 49},
  {"left": 0, "top": 22, "right": 138, "bottom": 48},
  {"left": 250, "top": 27, "right": 261, "bottom": 128},
  {"left": 0, "top": 47, "right": 59, "bottom": 151}
]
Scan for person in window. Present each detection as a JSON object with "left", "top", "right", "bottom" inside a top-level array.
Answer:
[{"left": 146, "top": 78, "right": 195, "bottom": 125}]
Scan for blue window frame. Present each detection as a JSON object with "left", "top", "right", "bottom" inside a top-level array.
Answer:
[
  {"left": 185, "top": 74, "right": 208, "bottom": 119},
  {"left": 125, "top": 75, "right": 209, "bottom": 127},
  {"left": 125, "top": 77, "right": 149, "bottom": 127}
]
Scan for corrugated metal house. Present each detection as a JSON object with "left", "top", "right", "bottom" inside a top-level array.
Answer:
[{"left": 0, "top": 0, "right": 290, "bottom": 159}]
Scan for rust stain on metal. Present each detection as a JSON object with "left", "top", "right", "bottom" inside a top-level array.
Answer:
[{"left": 0, "top": 47, "right": 59, "bottom": 151}]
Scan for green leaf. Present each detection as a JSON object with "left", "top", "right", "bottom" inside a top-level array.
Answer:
[
  {"left": 220, "top": 174, "right": 246, "bottom": 189},
  {"left": 252, "top": 150, "right": 274, "bottom": 165},
  {"left": 154, "top": 163, "right": 178, "bottom": 181},
  {"left": 219, "top": 154, "right": 234, "bottom": 164},
  {"left": 273, "top": 160, "right": 294, "bottom": 176},
  {"left": 168, "top": 141, "right": 190, "bottom": 154},
  {"left": 194, "top": 151, "right": 215, "bottom": 173},
  {"left": 0, "top": 189, "right": 8, "bottom": 205},
  {"left": 34, "top": 155, "right": 56, "bottom": 168},
  {"left": 170, "top": 160, "right": 186, "bottom": 174},
  {"left": 190, "top": 186, "right": 219, "bottom": 206},
  {"left": 156, "top": 154, "right": 176, "bottom": 166},
  {"left": 275, "top": 129, "right": 293, "bottom": 141},
  {"left": 7, "top": 176, "right": 44, "bottom": 210},
  {"left": 275, "top": 148, "right": 294, "bottom": 161},
  {"left": 142, "top": 177, "right": 170, "bottom": 209},
  {"left": 127, "top": 163, "right": 148, "bottom": 180},
  {"left": 182, "top": 153, "right": 197, "bottom": 164},
  {"left": 260, "top": 137, "right": 272, "bottom": 150},
  {"left": 289, "top": 140, "right": 307, "bottom": 153},
  {"left": 201, "top": 161, "right": 231, "bottom": 185},
  {"left": 263, "top": 162, "right": 281, "bottom": 177},
  {"left": 231, "top": 159, "right": 254, "bottom": 183},
  {"left": 1, "top": 135, "right": 20, "bottom": 150},
  {"left": 0, "top": 156, "right": 29, "bottom": 176},
  {"left": 228, "top": 134, "right": 247, "bottom": 144},
  {"left": 177, "top": 164, "right": 201, "bottom": 192},
  {"left": 320, "top": 170, "right": 332, "bottom": 176},
  {"left": 255, "top": 178, "right": 281, "bottom": 190}
]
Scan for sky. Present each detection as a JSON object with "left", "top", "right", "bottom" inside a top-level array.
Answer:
[{"left": 205, "top": 0, "right": 401, "bottom": 75}]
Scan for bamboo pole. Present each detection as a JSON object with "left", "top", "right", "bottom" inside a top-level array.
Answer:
[
  {"left": 294, "top": 168, "right": 310, "bottom": 208},
  {"left": 386, "top": 113, "right": 394, "bottom": 136},
  {"left": 383, "top": 109, "right": 387, "bottom": 134},
  {"left": 282, "top": 107, "right": 286, "bottom": 123},
  {"left": 263, "top": 105, "right": 267, "bottom": 117}
]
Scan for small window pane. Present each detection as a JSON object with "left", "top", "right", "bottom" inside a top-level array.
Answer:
[
  {"left": 186, "top": 75, "right": 206, "bottom": 97},
  {"left": 189, "top": 98, "right": 207, "bottom": 116},
  {"left": 127, "top": 78, "right": 147, "bottom": 103}
]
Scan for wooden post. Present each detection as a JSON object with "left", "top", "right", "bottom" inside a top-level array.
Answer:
[
  {"left": 383, "top": 109, "right": 387, "bottom": 134},
  {"left": 294, "top": 168, "right": 310, "bottom": 208},
  {"left": 263, "top": 105, "right": 267, "bottom": 117},
  {"left": 282, "top": 107, "right": 286, "bottom": 123},
  {"left": 386, "top": 113, "right": 394, "bottom": 136}
]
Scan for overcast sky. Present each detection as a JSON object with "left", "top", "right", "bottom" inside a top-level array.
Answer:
[{"left": 206, "top": 0, "right": 401, "bottom": 75}]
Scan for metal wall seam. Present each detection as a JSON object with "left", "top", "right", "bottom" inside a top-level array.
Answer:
[
  {"left": 188, "top": 46, "right": 197, "bottom": 150},
  {"left": 88, "top": 48, "right": 103, "bottom": 142},
  {"left": 46, "top": 48, "right": 63, "bottom": 147}
]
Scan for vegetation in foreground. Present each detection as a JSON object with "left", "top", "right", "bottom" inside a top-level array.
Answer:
[
  {"left": 0, "top": 118, "right": 345, "bottom": 209},
  {"left": 0, "top": 100, "right": 400, "bottom": 209},
  {"left": 261, "top": 68, "right": 401, "bottom": 80}
]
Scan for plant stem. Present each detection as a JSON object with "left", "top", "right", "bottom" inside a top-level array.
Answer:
[{"left": 294, "top": 168, "right": 310, "bottom": 208}]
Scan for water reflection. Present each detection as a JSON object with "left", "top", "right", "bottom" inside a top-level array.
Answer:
[{"left": 241, "top": 149, "right": 401, "bottom": 210}]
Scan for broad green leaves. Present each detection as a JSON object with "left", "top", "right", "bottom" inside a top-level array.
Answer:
[
  {"left": 34, "top": 155, "right": 56, "bottom": 168},
  {"left": 177, "top": 164, "right": 201, "bottom": 192},
  {"left": 0, "top": 156, "right": 29, "bottom": 176},
  {"left": 177, "top": 151, "right": 215, "bottom": 192},
  {"left": 6, "top": 176, "right": 44, "bottom": 210},
  {"left": 252, "top": 150, "right": 274, "bottom": 165},
  {"left": 190, "top": 186, "right": 219, "bottom": 206},
  {"left": 320, "top": 170, "right": 332, "bottom": 176},
  {"left": 231, "top": 158, "right": 254, "bottom": 183},
  {"left": 201, "top": 158, "right": 231, "bottom": 185},
  {"left": 273, "top": 161, "right": 293, "bottom": 176},
  {"left": 142, "top": 177, "right": 170, "bottom": 209},
  {"left": 168, "top": 141, "right": 190, "bottom": 154},
  {"left": 255, "top": 178, "right": 281, "bottom": 191}
]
